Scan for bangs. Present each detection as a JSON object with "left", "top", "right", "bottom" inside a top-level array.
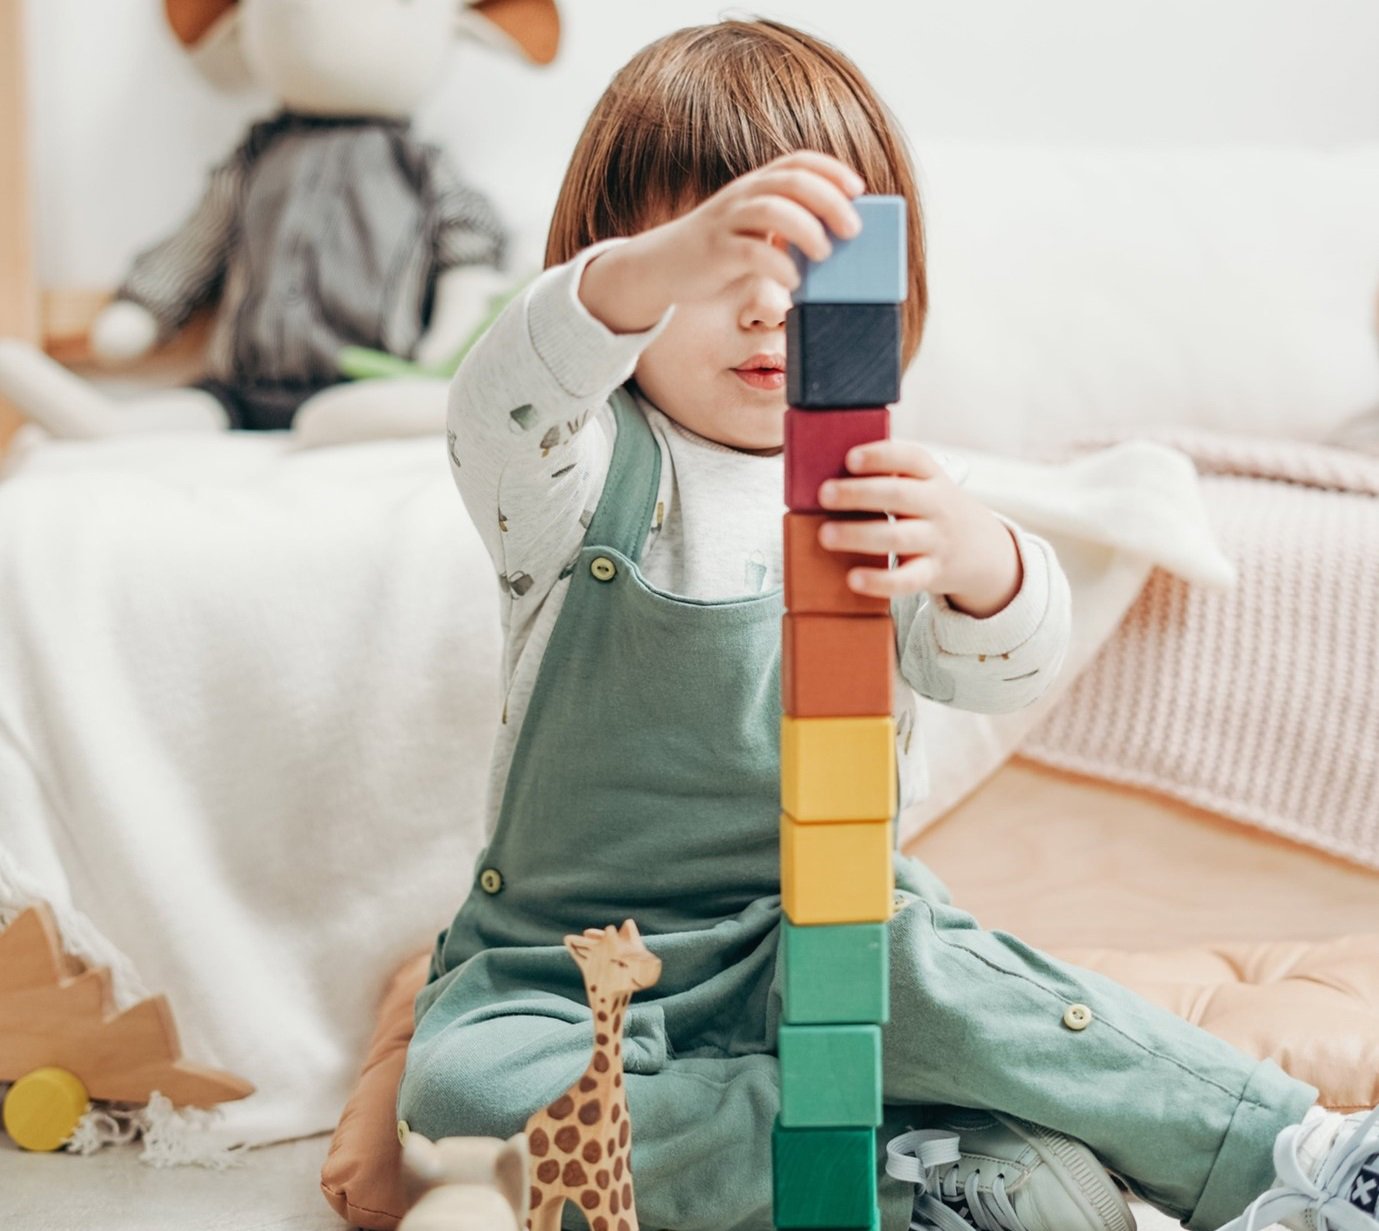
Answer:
[{"left": 546, "top": 19, "right": 928, "bottom": 365}]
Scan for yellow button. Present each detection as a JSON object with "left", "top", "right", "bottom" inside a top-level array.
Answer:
[
  {"left": 590, "top": 557, "right": 617, "bottom": 582},
  {"left": 397, "top": 1119, "right": 410, "bottom": 1145},
  {"left": 1063, "top": 1003, "right": 1093, "bottom": 1031},
  {"left": 479, "top": 868, "right": 504, "bottom": 894}
]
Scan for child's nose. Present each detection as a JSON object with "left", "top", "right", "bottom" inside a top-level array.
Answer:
[{"left": 739, "top": 276, "right": 791, "bottom": 330}]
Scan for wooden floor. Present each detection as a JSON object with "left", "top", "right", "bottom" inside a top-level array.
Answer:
[{"left": 905, "top": 757, "right": 1379, "bottom": 952}]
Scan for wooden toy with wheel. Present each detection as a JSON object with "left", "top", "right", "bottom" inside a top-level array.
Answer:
[{"left": 0, "top": 902, "right": 253, "bottom": 1152}]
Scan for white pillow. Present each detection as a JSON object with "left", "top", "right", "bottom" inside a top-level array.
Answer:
[{"left": 898, "top": 142, "right": 1379, "bottom": 454}]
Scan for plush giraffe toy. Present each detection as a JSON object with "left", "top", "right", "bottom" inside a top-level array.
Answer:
[{"left": 525, "top": 920, "right": 662, "bottom": 1231}]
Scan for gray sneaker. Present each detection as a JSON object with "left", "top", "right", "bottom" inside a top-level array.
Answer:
[{"left": 886, "top": 1108, "right": 1137, "bottom": 1231}]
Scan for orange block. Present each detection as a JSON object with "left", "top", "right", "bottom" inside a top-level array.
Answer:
[
  {"left": 783, "top": 514, "right": 890, "bottom": 616},
  {"left": 782, "top": 615, "right": 894, "bottom": 718}
]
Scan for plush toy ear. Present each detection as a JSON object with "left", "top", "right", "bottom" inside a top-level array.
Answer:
[
  {"left": 495, "top": 1133, "right": 531, "bottom": 1223},
  {"left": 456, "top": 0, "right": 561, "bottom": 66},
  {"left": 164, "top": 0, "right": 252, "bottom": 90}
]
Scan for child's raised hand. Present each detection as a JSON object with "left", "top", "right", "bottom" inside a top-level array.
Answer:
[
  {"left": 579, "top": 151, "right": 865, "bottom": 334},
  {"left": 817, "top": 440, "right": 1025, "bottom": 618}
]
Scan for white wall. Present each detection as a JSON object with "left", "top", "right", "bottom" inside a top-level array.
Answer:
[{"left": 23, "top": 0, "right": 1379, "bottom": 287}]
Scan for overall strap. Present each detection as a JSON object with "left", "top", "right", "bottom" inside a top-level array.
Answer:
[{"left": 583, "top": 386, "right": 663, "bottom": 564}]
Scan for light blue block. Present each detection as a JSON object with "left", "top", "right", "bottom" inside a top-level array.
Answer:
[
  {"left": 791, "top": 195, "right": 906, "bottom": 304},
  {"left": 778, "top": 1024, "right": 883, "bottom": 1128}
]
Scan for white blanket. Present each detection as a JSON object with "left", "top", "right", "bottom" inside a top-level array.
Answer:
[{"left": 0, "top": 421, "right": 1230, "bottom": 1153}]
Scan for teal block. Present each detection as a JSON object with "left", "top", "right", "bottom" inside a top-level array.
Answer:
[
  {"left": 783, "top": 921, "right": 889, "bottom": 1025},
  {"left": 778, "top": 1024, "right": 882, "bottom": 1128},
  {"left": 772, "top": 1119, "right": 877, "bottom": 1229},
  {"left": 790, "top": 195, "right": 907, "bottom": 304}
]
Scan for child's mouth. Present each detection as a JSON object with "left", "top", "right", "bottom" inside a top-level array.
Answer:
[{"left": 733, "top": 367, "right": 786, "bottom": 391}]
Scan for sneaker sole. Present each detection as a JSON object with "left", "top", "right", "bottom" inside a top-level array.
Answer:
[{"left": 999, "top": 1113, "right": 1137, "bottom": 1231}]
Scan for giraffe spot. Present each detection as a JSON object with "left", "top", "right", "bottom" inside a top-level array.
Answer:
[
  {"left": 596, "top": 1033, "right": 609, "bottom": 1046},
  {"left": 579, "top": 1075, "right": 597, "bottom": 1092},
  {"left": 537, "top": 1160, "right": 560, "bottom": 1184},
  {"left": 555, "top": 1125, "right": 580, "bottom": 1153},
  {"left": 578, "top": 1099, "right": 602, "bottom": 1126},
  {"left": 619, "top": 1220, "right": 631, "bottom": 1231},
  {"left": 614, "top": 1073, "right": 622, "bottom": 1087},
  {"left": 598, "top": 1011, "right": 607, "bottom": 1021},
  {"left": 612, "top": 1015, "right": 622, "bottom": 1035},
  {"left": 622, "top": 1182, "right": 632, "bottom": 1208},
  {"left": 614, "top": 1157, "right": 623, "bottom": 1181},
  {"left": 583, "top": 1140, "right": 603, "bottom": 1164},
  {"left": 619, "top": 1119, "right": 629, "bottom": 1147},
  {"left": 581, "top": 1190, "right": 600, "bottom": 1211},
  {"left": 563, "top": 1161, "right": 588, "bottom": 1187},
  {"left": 607, "top": 1137, "right": 616, "bottom": 1155},
  {"left": 550, "top": 1095, "right": 574, "bottom": 1120},
  {"left": 596, "top": 1169, "right": 610, "bottom": 1189},
  {"left": 529, "top": 1128, "right": 549, "bottom": 1157},
  {"left": 614, "top": 1041, "right": 621, "bottom": 1057},
  {"left": 593, "top": 1052, "right": 609, "bottom": 1073},
  {"left": 611, "top": 1190, "right": 621, "bottom": 1216},
  {"left": 611, "top": 1104, "right": 620, "bottom": 1123},
  {"left": 595, "top": 1220, "right": 609, "bottom": 1231},
  {"left": 531, "top": 1188, "right": 543, "bottom": 1209}
]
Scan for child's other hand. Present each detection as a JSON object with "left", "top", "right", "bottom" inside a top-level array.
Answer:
[
  {"left": 817, "top": 440, "right": 1024, "bottom": 618},
  {"left": 579, "top": 151, "right": 865, "bottom": 334}
]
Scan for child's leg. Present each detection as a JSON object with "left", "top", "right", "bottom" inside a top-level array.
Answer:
[
  {"left": 882, "top": 871, "right": 1318, "bottom": 1231},
  {"left": 398, "top": 993, "right": 781, "bottom": 1231}
]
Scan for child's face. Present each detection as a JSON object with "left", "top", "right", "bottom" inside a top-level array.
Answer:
[{"left": 633, "top": 271, "right": 792, "bottom": 454}]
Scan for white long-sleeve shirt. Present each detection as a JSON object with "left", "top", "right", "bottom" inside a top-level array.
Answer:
[{"left": 447, "top": 240, "right": 1072, "bottom": 840}]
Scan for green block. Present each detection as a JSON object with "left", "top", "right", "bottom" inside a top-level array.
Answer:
[
  {"left": 778, "top": 1024, "right": 882, "bottom": 1128},
  {"left": 782, "top": 921, "right": 889, "bottom": 1024},
  {"left": 772, "top": 1119, "right": 877, "bottom": 1229}
]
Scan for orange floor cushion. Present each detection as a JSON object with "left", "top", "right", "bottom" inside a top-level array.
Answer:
[{"left": 320, "top": 934, "right": 1379, "bottom": 1230}]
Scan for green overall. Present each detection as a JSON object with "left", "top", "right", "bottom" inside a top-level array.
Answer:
[{"left": 399, "top": 391, "right": 1317, "bottom": 1231}]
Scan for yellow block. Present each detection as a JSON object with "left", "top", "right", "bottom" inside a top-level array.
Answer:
[
  {"left": 781, "top": 716, "right": 896, "bottom": 821},
  {"left": 781, "top": 812, "right": 894, "bottom": 924},
  {"left": 2, "top": 1066, "right": 90, "bottom": 1152}
]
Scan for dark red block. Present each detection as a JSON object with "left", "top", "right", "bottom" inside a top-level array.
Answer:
[{"left": 784, "top": 407, "right": 891, "bottom": 513}]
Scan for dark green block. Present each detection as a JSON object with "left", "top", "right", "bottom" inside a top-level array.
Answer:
[
  {"left": 786, "top": 303, "right": 901, "bottom": 409},
  {"left": 782, "top": 921, "right": 889, "bottom": 1025},
  {"left": 779, "top": 1024, "right": 882, "bottom": 1128},
  {"left": 772, "top": 1119, "right": 877, "bottom": 1229}
]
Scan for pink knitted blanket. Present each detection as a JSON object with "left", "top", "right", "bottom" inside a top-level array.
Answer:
[{"left": 1022, "top": 430, "right": 1379, "bottom": 870}]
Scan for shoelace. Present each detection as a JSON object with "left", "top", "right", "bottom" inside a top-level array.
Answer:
[
  {"left": 886, "top": 1129, "right": 1028, "bottom": 1231},
  {"left": 1215, "top": 1106, "right": 1379, "bottom": 1231}
]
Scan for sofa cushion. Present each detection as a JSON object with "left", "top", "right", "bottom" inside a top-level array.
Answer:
[{"left": 322, "top": 934, "right": 1379, "bottom": 1230}]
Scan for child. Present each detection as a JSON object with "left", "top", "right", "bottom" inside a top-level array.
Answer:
[{"left": 398, "top": 19, "right": 1379, "bottom": 1231}]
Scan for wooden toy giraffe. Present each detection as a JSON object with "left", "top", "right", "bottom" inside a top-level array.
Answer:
[{"left": 524, "top": 919, "right": 662, "bottom": 1231}]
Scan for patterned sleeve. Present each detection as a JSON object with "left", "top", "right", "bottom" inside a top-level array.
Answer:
[
  {"left": 446, "top": 239, "right": 674, "bottom": 644},
  {"left": 891, "top": 519, "right": 1073, "bottom": 713},
  {"left": 429, "top": 150, "right": 508, "bottom": 272},
  {"left": 117, "top": 144, "right": 249, "bottom": 340}
]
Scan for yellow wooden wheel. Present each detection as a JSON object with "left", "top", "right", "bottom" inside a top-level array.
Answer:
[{"left": 3, "top": 1067, "right": 90, "bottom": 1151}]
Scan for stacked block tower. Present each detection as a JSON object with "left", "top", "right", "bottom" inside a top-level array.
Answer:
[{"left": 772, "top": 196, "right": 907, "bottom": 1231}]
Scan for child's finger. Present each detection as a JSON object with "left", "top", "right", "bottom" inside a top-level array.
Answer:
[
  {"left": 730, "top": 196, "right": 832, "bottom": 263},
  {"left": 768, "top": 150, "right": 866, "bottom": 197},
  {"left": 818, "top": 475, "right": 934, "bottom": 517},
  {"left": 748, "top": 168, "right": 862, "bottom": 240},
  {"left": 847, "top": 555, "right": 938, "bottom": 597},
  {"left": 819, "top": 516, "right": 935, "bottom": 558},
  {"left": 844, "top": 439, "right": 942, "bottom": 479}
]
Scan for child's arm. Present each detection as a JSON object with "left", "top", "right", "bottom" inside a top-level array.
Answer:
[
  {"left": 447, "top": 239, "right": 674, "bottom": 642},
  {"left": 817, "top": 439, "right": 1072, "bottom": 713}
]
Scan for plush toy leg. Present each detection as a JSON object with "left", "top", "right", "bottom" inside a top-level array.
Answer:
[
  {"left": 0, "top": 339, "right": 227, "bottom": 437},
  {"left": 289, "top": 378, "right": 447, "bottom": 450}
]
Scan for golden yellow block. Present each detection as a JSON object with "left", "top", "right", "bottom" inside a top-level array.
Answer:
[
  {"left": 780, "top": 716, "right": 896, "bottom": 821},
  {"left": 781, "top": 812, "right": 895, "bottom": 924}
]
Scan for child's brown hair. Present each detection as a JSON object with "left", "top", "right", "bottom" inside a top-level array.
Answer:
[{"left": 545, "top": 18, "right": 928, "bottom": 366}]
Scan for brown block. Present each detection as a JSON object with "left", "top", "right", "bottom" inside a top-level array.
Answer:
[
  {"left": 783, "top": 513, "right": 891, "bottom": 616},
  {"left": 782, "top": 614, "right": 894, "bottom": 718}
]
